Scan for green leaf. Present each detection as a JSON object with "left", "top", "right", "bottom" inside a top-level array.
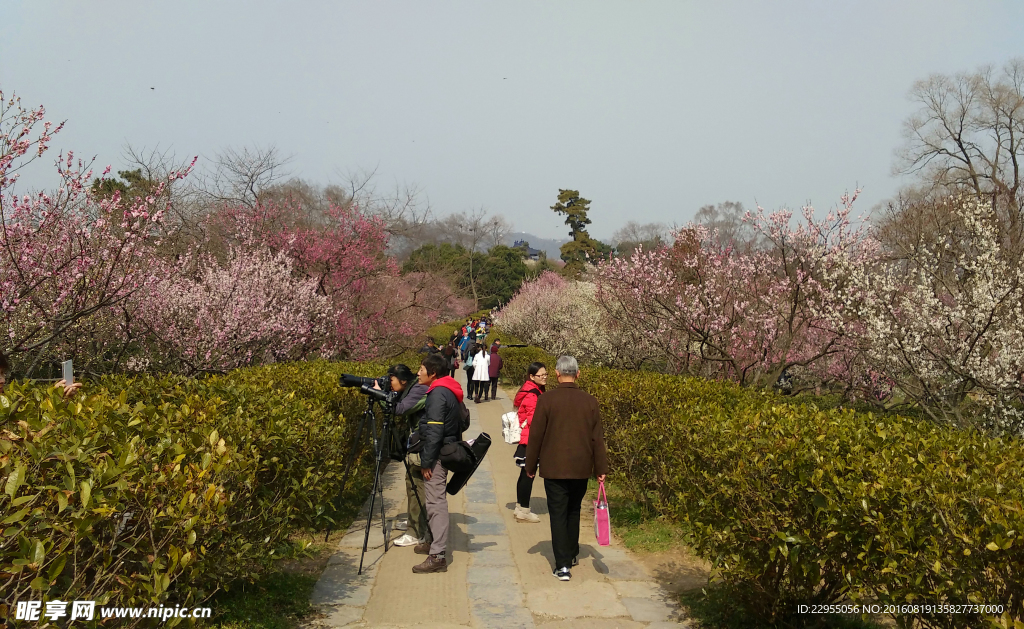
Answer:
[
  {"left": 48, "top": 554, "right": 67, "bottom": 581},
  {"left": 80, "top": 480, "right": 92, "bottom": 508},
  {"left": 4, "top": 461, "right": 25, "bottom": 497},
  {"left": 1, "top": 507, "right": 29, "bottom": 524},
  {"left": 12, "top": 493, "right": 37, "bottom": 506}
]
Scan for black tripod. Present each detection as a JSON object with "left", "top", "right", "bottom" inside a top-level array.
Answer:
[
  {"left": 326, "top": 388, "right": 427, "bottom": 575},
  {"left": 325, "top": 392, "right": 392, "bottom": 574}
]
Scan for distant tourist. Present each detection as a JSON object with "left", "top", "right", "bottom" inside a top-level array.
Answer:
[
  {"left": 471, "top": 343, "right": 491, "bottom": 403},
  {"left": 487, "top": 343, "right": 503, "bottom": 400}
]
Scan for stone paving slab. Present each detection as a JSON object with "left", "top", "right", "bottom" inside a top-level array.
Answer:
[{"left": 527, "top": 582, "right": 630, "bottom": 618}]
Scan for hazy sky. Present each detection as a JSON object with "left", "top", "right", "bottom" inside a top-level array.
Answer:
[{"left": 3, "top": 1, "right": 1023, "bottom": 240}]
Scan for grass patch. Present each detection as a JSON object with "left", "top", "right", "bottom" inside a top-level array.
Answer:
[
  {"left": 679, "top": 584, "right": 885, "bottom": 629},
  {"left": 208, "top": 571, "right": 321, "bottom": 629},
  {"left": 588, "top": 477, "right": 687, "bottom": 553}
]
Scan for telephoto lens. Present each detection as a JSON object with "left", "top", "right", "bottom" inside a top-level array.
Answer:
[{"left": 339, "top": 374, "right": 389, "bottom": 390}]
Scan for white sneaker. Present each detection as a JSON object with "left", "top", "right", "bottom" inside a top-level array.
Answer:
[
  {"left": 514, "top": 507, "right": 541, "bottom": 523},
  {"left": 393, "top": 533, "right": 423, "bottom": 547}
]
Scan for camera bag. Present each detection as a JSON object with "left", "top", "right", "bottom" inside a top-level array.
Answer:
[{"left": 439, "top": 440, "right": 477, "bottom": 473}]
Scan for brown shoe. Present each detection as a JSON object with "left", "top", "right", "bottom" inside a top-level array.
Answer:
[
  {"left": 412, "top": 553, "right": 447, "bottom": 573},
  {"left": 414, "top": 542, "right": 431, "bottom": 555}
]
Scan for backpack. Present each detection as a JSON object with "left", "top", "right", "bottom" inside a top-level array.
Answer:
[
  {"left": 501, "top": 410, "right": 521, "bottom": 444},
  {"left": 501, "top": 389, "right": 540, "bottom": 444}
]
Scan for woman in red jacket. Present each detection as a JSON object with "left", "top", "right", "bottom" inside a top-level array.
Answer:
[{"left": 513, "top": 361, "right": 547, "bottom": 523}]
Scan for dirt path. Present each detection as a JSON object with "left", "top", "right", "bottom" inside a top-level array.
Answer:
[{"left": 305, "top": 371, "right": 690, "bottom": 628}]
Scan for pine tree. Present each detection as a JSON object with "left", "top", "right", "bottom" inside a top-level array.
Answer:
[{"left": 551, "top": 189, "right": 608, "bottom": 277}]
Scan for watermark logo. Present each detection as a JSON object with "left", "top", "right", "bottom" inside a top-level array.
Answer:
[{"left": 13, "top": 600, "right": 210, "bottom": 622}]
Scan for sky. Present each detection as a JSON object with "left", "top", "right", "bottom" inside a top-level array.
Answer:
[{"left": 2, "top": 1, "right": 1023, "bottom": 241}]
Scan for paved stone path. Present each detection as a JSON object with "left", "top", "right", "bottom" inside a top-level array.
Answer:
[{"left": 307, "top": 372, "right": 690, "bottom": 628}]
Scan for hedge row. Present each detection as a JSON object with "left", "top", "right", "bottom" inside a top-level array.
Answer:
[
  {"left": 492, "top": 339, "right": 1022, "bottom": 628},
  {"left": 0, "top": 361, "right": 385, "bottom": 625}
]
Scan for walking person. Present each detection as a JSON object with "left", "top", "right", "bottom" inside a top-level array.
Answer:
[
  {"left": 487, "top": 342, "right": 503, "bottom": 401},
  {"left": 512, "top": 362, "right": 547, "bottom": 523},
  {"left": 443, "top": 341, "right": 458, "bottom": 378},
  {"left": 463, "top": 349, "right": 476, "bottom": 400},
  {"left": 471, "top": 343, "right": 491, "bottom": 403},
  {"left": 412, "top": 352, "right": 465, "bottom": 573},
  {"left": 525, "top": 356, "right": 608, "bottom": 582}
]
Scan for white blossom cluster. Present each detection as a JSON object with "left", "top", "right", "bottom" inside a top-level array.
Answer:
[{"left": 842, "top": 197, "right": 1024, "bottom": 432}]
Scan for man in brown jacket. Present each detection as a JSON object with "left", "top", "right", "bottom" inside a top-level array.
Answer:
[{"left": 525, "top": 355, "right": 608, "bottom": 581}]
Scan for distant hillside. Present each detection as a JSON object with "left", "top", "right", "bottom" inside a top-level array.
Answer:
[{"left": 505, "top": 232, "right": 569, "bottom": 260}]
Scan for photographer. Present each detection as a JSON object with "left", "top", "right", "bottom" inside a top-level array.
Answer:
[
  {"left": 374, "top": 364, "right": 430, "bottom": 550},
  {"left": 412, "top": 352, "right": 465, "bottom": 574}
]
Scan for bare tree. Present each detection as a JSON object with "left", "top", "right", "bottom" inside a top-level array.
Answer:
[
  {"left": 883, "top": 58, "right": 1024, "bottom": 256},
  {"left": 612, "top": 220, "right": 670, "bottom": 256},
  {"left": 693, "top": 201, "right": 760, "bottom": 250},
  {"left": 198, "top": 145, "right": 292, "bottom": 209},
  {"left": 483, "top": 213, "right": 512, "bottom": 249},
  {"left": 895, "top": 58, "right": 1024, "bottom": 216}
]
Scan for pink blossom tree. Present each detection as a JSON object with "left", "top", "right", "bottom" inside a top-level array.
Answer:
[
  {"left": 493, "top": 271, "right": 624, "bottom": 366},
  {"left": 207, "top": 199, "right": 467, "bottom": 359},
  {"left": 135, "top": 245, "right": 332, "bottom": 374},
  {"left": 0, "top": 90, "right": 193, "bottom": 376},
  {"left": 592, "top": 194, "right": 873, "bottom": 390}
]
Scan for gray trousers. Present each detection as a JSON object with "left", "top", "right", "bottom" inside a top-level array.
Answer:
[
  {"left": 405, "top": 453, "right": 430, "bottom": 542},
  {"left": 424, "top": 461, "right": 449, "bottom": 556}
]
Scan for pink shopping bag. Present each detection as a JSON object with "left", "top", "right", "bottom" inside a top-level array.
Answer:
[{"left": 594, "top": 480, "right": 611, "bottom": 546}]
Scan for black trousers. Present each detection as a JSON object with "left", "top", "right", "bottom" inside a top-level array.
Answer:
[
  {"left": 543, "top": 478, "right": 589, "bottom": 570},
  {"left": 489, "top": 377, "right": 499, "bottom": 399},
  {"left": 465, "top": 367, "right": 475, "bottom": 397},
  {"left": 517, "top": 467, "right": 534, "bottom": 508}
]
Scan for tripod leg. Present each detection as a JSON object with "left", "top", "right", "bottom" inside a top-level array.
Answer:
[
  {"left": 379, "top": 463, "right": 389, "bottom": 551},
  {"left": 358, "top": 446, "right": 387, "bottom": 575}
]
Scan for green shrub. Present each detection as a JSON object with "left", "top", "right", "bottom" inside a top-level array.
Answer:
[
  {"left": 579, "top": 368, "right": 1024, "bottom": 628},
  {"left": 497, "top": 346, "right": 557, "bottom": 388},
  {"left": 0, "top": 360, "right": 385, "bottom": 625}
]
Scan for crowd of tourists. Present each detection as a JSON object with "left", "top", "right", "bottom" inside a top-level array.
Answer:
[{"left": 403, "top": 324, "right": 607, "bottom": 581}]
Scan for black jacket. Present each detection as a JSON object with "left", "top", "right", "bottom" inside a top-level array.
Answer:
[{"left": 419, "top": 384, "right": 463, "bottom": 470}]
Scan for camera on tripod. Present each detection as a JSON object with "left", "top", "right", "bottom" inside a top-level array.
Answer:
[{"left": 340, "top": 373, "right": 397, "bottom": 405}]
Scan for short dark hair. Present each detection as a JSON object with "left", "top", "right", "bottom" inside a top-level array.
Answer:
[
  {"left": 387, "top": 363, "right": 416, "bottom": 384},
  {"left": 527, "top": 362, "right": 546, "bottom": 377},
  {"left": 0, "top": 351, "right": 10, "bottom": 375},
  {"left": 421, "top": 353, "right": 448, "bottom": 377}
]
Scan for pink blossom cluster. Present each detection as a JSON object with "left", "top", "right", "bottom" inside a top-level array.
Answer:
[{"left": 0, "top": 92, "right": 468, "bottom": 376}]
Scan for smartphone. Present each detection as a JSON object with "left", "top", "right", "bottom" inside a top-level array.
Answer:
[{"left": 62, "top": 360, "right": 73, "bottom": 386}]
